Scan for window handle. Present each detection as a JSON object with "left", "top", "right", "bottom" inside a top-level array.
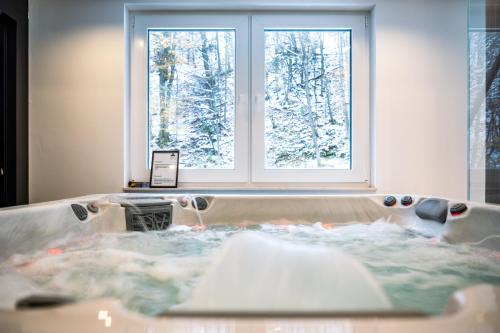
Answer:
[
  {"left": 237, "top": 94, "right": 248, "bottom": 109},
  {"left": 253, "top": 94, "right": 264, "bottom": 105}
]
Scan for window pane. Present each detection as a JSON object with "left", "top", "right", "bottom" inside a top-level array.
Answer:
[
  {"left": 264, "top": 30, "right": 351, "bottom": 169},
  {"left": 468, "top": 0, "right": 500, "bottom": 203},
  {"left": 148, "top": 30, "right": 235, "bottom": 169}
]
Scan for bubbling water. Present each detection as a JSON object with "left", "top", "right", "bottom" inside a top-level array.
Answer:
[
  {"left": 186, "top": 232, "right": 391, "bottom": 311},
  {"left": 0, "top": 220, "right": 499, "bottom": 316}
]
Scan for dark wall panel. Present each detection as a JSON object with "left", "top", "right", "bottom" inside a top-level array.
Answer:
[{"left": 0, "top": 0, "right": 29, "bottom": 205}]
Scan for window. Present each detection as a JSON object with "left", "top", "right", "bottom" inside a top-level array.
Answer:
[
  {"left": 130, "top": 13, "right": 369, "bottom": 185},
  {"left": 131, "top": 15, "right": 249, "bottom": 183}
]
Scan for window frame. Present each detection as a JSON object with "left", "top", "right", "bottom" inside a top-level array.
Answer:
[{"left": 129, "top": 11, "right": 370, "bottom": 186}]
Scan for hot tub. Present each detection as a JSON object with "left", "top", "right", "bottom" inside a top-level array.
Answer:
[{"left": 0, "top": 193, "right": 499, "bottom": 333}]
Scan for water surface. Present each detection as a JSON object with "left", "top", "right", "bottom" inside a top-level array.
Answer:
[{"left": 1, "top": 221, "right": 499, "bottom": 316}]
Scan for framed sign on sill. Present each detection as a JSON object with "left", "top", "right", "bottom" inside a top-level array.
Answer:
[{"left": 150, "top": 150, "right": 180, "bottom": 188}]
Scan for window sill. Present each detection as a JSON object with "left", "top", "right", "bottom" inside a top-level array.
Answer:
[{"left": 123, "top": 186, "right": 377, "bottom": 195}]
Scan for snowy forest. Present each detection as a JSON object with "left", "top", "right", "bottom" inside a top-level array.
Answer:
[
  {"left": 469, "top": 31, "right": 500, "bottom": 171},
  {"left": 148, "top": 29, "right": 352, "bottom": 169},
  {"left": 264, "top": 31, "right": 351, "bottom": 169},
  {"left": 149, "top": 30, "right": 235, "bottom": 169}
]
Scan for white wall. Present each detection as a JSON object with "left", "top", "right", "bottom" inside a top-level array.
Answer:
[{"left": 28, "top": 0, "right": 468, "bottom": 203}]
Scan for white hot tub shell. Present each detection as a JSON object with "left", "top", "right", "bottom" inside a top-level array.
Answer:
[{"left": 0, "top": 193, "right": 499, "bottom": 333}]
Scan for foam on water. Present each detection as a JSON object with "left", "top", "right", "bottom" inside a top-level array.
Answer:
[{"left": 1, "top": 220, "right": 499, "bottom": 316}]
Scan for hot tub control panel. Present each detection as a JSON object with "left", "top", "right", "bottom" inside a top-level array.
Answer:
[
  {"left": 401, "top": 196, "right": 413, "bottom": 206},
  {"left": 383, "top": 196, "right": 397, "bottom": 207}
]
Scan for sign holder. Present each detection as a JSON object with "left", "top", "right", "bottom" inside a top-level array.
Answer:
[{"left": 149, "top": 150, "right": 180, "bottom": 188}]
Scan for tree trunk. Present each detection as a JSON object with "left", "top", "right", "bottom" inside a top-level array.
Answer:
[
  {"left": 319, "top": 34, "right": 334, "bottom": 124},
  {"left": 299, "top": 34, "right": 321, "bottom": 167},
  {"left": 215, "top": 32, "right": 223, "bottom": 156},
  {"left": 200, "top": 32, "right": 218, "bottom": 154},
  {"left": 338, "top": 33, "right": 350, "bottom": 139},
  {"left": 224, "top": 32, "right": 231, "bottom": 121}
]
